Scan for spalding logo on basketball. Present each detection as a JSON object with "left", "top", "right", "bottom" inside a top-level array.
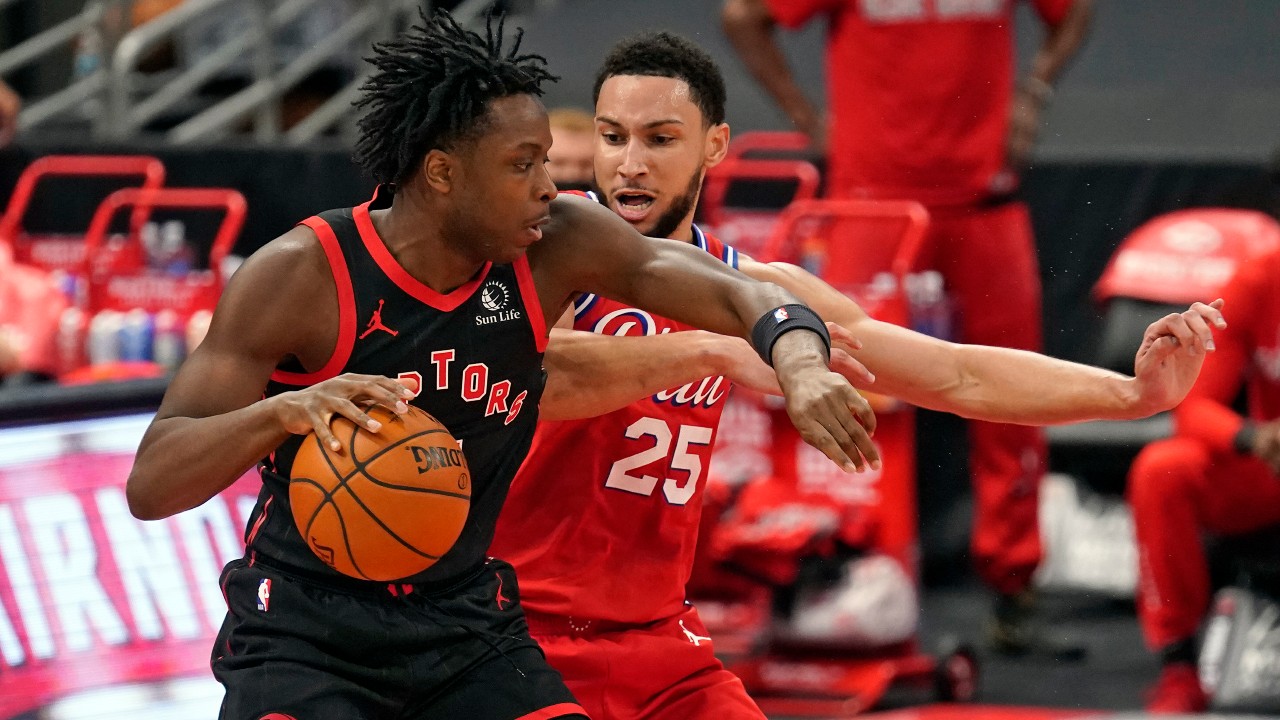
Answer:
[{"left": 480, "top": 281, "right": 509, "bottom": 312}]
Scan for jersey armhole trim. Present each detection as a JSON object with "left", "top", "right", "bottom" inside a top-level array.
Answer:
[
  {"left": 514, "top": 254, "right": 548, "bottom": 353},
  {"left": 270, "top": 216, "right": 356, "bottom": 385}
]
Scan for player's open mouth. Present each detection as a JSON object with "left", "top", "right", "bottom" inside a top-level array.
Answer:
[{"left": 613, "top": 191, "right": 655, "bottom": 222}]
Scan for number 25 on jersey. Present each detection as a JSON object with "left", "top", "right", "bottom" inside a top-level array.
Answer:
[{"left": 604, "top": 417, "right": 713, "bottom": 506}]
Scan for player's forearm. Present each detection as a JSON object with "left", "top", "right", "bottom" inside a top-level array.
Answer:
[
  {"left": 822, "top": 317, "right": 1141, "bottom": 424},
  {"left": 539, "top": 329, "right": 732, "bottom": 421},
  {"left": 721, "top": 0, "right": 818, "bottom": 133},
  {"left": 929, "top": 343, "right": 1150, "bottom": 424},
  {"left": 1027, "top": 0, "right": 1093, "bottom": 88},
  {"left": 127, "top": 398, "right": 292, "bottom": 520}
]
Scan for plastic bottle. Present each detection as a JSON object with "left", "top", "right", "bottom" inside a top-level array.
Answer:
[
  {"left": 152, "top": 309, "right": 186, "bottom": 371},
  {"left": 155, "top": 220, "right": 194, "bottom": 275},
  {"left": 87, "top": 309, "right": 124, "bottom": 366},
  {"left": 56, "top": 307, "right": 88, "bottom": 376},
  {"left": 119, "top": 308, "right": 155, "bottom": 361}
]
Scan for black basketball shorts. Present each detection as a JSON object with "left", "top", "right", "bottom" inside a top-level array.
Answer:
[{"left": 211, "top": 556, "right": 586, "bottom": 720}]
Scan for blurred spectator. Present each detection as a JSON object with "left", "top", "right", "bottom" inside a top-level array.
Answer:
[
  {"left": 547, "top": 106, "right": 596, "bottom": 192},
  {"left": 0, "top": 78, "right": 20, "bottom": 147},
  {"left": 0, "top": 242, "right": 67, "bottom": 386},
  {"left": 722, "top": 0, "right": 1094, "bottom": 658},
  {"left": 1128, "top": 242, "right": 1280, "bottom": 712}
]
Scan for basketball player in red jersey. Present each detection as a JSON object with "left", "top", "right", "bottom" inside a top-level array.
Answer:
[
  {"left": 1128, "top": 241, "right": 1280, "bottom": 711},
  {"left": 491, "top": 31, "right": 1225, "bottom": 720},
  {"left": 723, "top": 0, "right": 1096, "bottom": 655},
  {"left": 123, "top": 12, "right": 880, "bottom": 720}
]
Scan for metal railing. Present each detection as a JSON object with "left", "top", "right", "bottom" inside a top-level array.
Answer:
[
  {"left": 108, "top": 0, "right": 418, "bottom": 144},
  {"left": 2, "top": 0, "right": 553, "bottom": 145},
  {"left": 0, "top": 0, "right": 124, "bottom": 133}
]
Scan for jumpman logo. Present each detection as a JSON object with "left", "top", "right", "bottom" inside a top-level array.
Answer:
[
  {"left": 679, "top": 620, "right": 712, "bottom": 647},
  {"left": 495, "top": 572, "right": 512, "bottom": 610},
  {"left": 359, "top": 299, "right": 398, "bottom": 339}
]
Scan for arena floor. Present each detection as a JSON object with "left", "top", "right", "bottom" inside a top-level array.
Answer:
[{"left": 764, "top": 582, "right": 1280, "bottom": 719}]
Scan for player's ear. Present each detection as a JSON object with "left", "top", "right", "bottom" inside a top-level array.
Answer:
[
  {"left": 423, "top": 149, "right": 454, "bottom": 194},
  {"left": 704, "top": 122, "right": 730, "bottom": 170}
]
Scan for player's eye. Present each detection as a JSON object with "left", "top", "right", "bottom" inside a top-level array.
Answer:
[{"left": 601, "top": 132, "right": 624, "bottom": 145}]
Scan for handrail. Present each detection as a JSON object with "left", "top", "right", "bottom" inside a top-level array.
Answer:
[
  {"left": 6, "top": 0, "right": 541, "bottom": 144},
  {"left": 106, "top": 0, "right": 276, "bottom": 140},
  {"left": 168, "top": 0, "right": 383, "bottom": 144},
  {"left": 0, "top": 0, "right": 121, "bottom": 133},
  {"left": 0, "top": 5, "right": 103, "bottom": 76},
  {"left": 284, "top": 74, "right": 366, "bottom": 145}
]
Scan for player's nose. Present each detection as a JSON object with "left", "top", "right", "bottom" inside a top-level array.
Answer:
[{"left": 617, "top": 140, "right": 648, "bottom": 178}]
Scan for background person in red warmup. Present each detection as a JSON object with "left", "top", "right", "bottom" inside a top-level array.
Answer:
[
  {"left": 722, "top": 0, "right": 1095, "bottom": 656},
  {"left": 1128, "top": 243, "right": 1280, "bottom": 712},
  {"left": 491, "top": 30, "right": 1226, "bottom": 720}
]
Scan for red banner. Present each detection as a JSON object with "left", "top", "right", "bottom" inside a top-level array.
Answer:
[{"left": 0, "top": 413, "right": 259, "bottom": 718}]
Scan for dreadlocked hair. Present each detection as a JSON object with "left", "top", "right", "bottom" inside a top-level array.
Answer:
[
  {"left": 593, "top": 31, "right": 726, "bottom": 126},
  {"left": 353, "top": 8, "right": 558, "bottom": 185}
]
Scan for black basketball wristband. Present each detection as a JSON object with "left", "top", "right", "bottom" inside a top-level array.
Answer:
[{"left": 750, "top": 303, "right": 831, "bottom": 367}]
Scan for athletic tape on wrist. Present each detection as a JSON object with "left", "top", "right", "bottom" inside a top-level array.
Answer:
[{"left": 751, "top": 304, "right": 831, "bottom": 367}]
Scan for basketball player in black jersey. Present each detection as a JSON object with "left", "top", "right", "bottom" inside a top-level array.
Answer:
[{"left": 124, "top": 10, "right": 878, "bottom": 720}]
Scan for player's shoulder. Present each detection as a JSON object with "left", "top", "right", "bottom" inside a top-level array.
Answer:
[
  {"left": 548, "top": 190, "right": 610, "bottom": 227},
  {"left": 243, "top": 223, "right": 328, "bottom": 277},
  {"left": 221, "top": 224, "right": 336, "bottom": 312}
]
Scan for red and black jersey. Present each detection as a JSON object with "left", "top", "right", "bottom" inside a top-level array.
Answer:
[
  {"left": 248, "top": 186, "right": 548, "bottom": 586},
  {"left": 491, "top": 223, "right": 739, "bottom": 625}
]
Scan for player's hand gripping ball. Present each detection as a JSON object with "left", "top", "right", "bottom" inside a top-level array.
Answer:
[{"left": 290, "top": 405, "right": 470, "bottom": 581}]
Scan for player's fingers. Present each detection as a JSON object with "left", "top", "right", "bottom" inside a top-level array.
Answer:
[
  {"left": 1189, "top": 300, "right": 1228, "bottom": 330},
  {"left": 312, "top": 410, "right": 342, "bottom": 453},
  {"left": 335, "top": 374, "right": 412, "bottom": 413},
  {"left": 371, "top": 378, "right": 412, "bottom": 413},
  {"left": 827, "top": 322, "right": 862, "bottom": 352},
  {"left": 332, "top": 398, "right": 382, "bottom": 434},
  {"left": 834, "top": 388, "right": 880, "bottom": 471},
  {"left": 830, "top": 348, "right": 876, "bottom": 386},
  {"left": 805, "top": 420, "right": 859, "bottom": 474},
  {"left": 1179, "top": 310, "right": 1216, "bottom": 352},
  {"left": 846, "top": 385, "right": 878, "bottom": 437},
  {"left": 1150, "top": 313, "right": 1197, "bottom": 354},
  {"left": 819, "top": 411, "right": 864, "bottom": 473}
]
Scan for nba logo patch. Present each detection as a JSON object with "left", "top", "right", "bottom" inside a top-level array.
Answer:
[
  {"left": 773, "top": 307, "right": 790, "bottom": 322},
  {"left": 257, "top": 578, "right": 272, "bottom": 612}
]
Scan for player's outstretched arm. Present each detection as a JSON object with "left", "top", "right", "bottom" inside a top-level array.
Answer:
[
  {"left": 540, "top": 314, "right": 873, "bottom": 421},
  {"left": 531, "top": 194, "right": 878, "bottom": 472},
  {"left": 540, "top": 324, "right": 774, "bottom": 420},
  {"left": 744, "top": 259, "right": 1227, "bottom": 425},
  {"left": 125, "top": 227, "right": 413, "bottom": 521}
]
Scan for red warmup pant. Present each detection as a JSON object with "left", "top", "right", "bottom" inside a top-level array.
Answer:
[
  {"left": 526, "top": 605, "right": 764, "bottom": 720},
  {"left": 916, "top": 201, "right": 1048, "bottom": 595},
  {"left": 1128, "top": 437, "right": 1280, "bottom": 650}
]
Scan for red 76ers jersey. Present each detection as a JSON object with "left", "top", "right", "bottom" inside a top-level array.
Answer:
[{"left": 490, "top": 225, "right": 740, "bottom": 625}]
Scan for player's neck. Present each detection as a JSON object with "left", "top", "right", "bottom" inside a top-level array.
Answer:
[
  {"left": 372, "top": 192, "right": 487, "bottom": 294},
  {"left": 666, "top": 216, "right": 697, "bottom": 244}
]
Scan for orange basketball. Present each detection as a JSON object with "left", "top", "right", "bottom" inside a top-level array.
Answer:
[{"left": 289, "top": 404, "right": 470, "bottom": 581}]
